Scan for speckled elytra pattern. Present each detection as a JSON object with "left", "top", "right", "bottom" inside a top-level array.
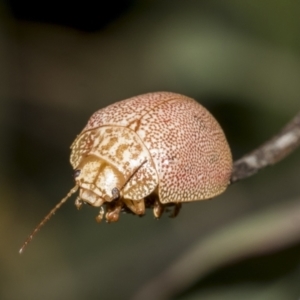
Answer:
[
  {"left": 70, "top": 130, "right": 98, "bottom": 169},
  {"left": 77, "top": 92, "right": 232, "bottom": 203}
]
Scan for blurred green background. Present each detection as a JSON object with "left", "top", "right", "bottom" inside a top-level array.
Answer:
[{"left": 1, "top": 0, "right": 300, "bottom": 299}]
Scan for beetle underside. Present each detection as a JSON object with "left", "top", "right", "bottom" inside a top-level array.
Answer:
[{"left": 75, "top": 187, "right": 182, "bottom": 223}]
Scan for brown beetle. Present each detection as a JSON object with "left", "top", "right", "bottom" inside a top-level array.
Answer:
[{"left": 19, "top": 92, "right": 232, "bottom": 253}]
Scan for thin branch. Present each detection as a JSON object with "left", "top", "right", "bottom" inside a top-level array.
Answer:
[{"left": 231, "top": 111, "right": 300, "bottom": 183}]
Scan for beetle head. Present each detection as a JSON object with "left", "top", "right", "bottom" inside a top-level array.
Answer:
[{"left": 73, "top": 154, "right": 125, "bottom": 206}]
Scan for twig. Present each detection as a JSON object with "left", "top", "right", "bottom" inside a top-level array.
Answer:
[{"left": 231, "top": 111, "right": 300, "bottom": 183}]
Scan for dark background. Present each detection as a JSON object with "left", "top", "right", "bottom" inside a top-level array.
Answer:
[{"left": 1, "top": 0, "right": 300, "bottom": 299}]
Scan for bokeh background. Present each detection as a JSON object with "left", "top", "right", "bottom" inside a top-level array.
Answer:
[{"left": 1, "top": 0, "right": 300, "bottom": 299}]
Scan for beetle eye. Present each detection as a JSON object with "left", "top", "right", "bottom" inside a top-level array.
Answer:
[{"left": 74, "top": 169, "right": 81, "bottom": 178}]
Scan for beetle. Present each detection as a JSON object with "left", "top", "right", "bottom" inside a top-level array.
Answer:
[{"left": 19, "top": 92, "right": 232, "bottom": 253}]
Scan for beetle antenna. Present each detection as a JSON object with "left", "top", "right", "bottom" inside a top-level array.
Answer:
[{"left": 19, "top": 185, "right": 79, "bottom": 254}]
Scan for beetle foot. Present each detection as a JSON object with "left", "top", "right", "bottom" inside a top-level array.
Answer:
[
  {"left": 95, "top": 206, "right": 105, "bottom": 223},
  {"left": 153, "top": 200, "right": 164, "bottom": 219},
  {"left": 105, "top": 201, "right": 122, "bottom": 223},
  {"left": 75, "top": 197, "right": 83, "bottom": 210},
  {"left": 168, "top": 203, "right": 182, "bottom": 218}
]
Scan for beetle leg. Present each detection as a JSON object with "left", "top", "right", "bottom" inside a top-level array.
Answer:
[
  {"left": 169, "top": 203, "right": 182, "bottom": 218},
  {"left": 153, "top": 199, "right": 164, "bottom": 219},
  {"left": 75, "top": 196, "right": 83, "bottom": 210},
  {"left": 122, "top": 199, "right": 145, "bottom": 216},
  {"left": 105, "top": 201, "right": 122, "bottom": 222},
  {"left": 95, "top": 206, "right": 105, "bottom": 223}
]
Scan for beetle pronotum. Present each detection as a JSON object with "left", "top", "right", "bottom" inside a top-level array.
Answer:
[{"left": 19, "top": 92, "right": 232, "bottom": 253}]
